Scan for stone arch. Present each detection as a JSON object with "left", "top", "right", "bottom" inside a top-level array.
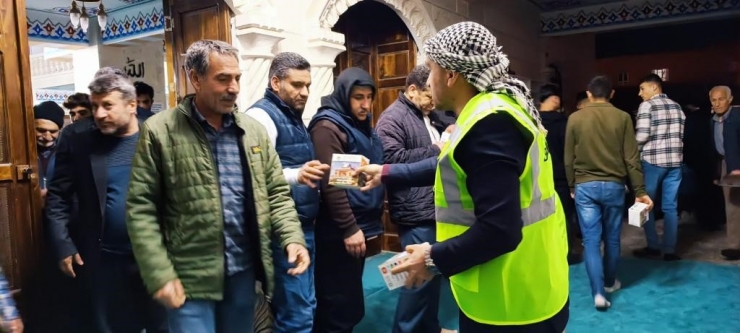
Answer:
[{"left": 318, "top": 0, "right": 437, "bottom": 57}]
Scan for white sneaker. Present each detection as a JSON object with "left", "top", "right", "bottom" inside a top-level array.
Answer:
[
  {"left": 605, "top": 280, "right": 621, "bottom": 293},
  {"left": 594, "top": 294, "right": 611, "bottom": 309}
]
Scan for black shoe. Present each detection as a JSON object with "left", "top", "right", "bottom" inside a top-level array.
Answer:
[
  {"left": 721, "top": 249, "right": 740, "bottom": 261},
  {"left": 663, "top": 253, "right": 681, "bottom": 261},
  {"left": 633, "top": 247, "right": 661, "bottom": 258},
  {"left": 567, "top": 253, "right": 583, "bottom": 265}
]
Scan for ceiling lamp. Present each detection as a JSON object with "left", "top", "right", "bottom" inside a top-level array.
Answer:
[
  {"left": 79, "top": 3, "right": 90, "bottom": 33},
  {"left": 69, "top": 1, "right": 81, "bottom": 28},
  {"left": 97, "top": 2, "right": 108, "bottom": 30}
]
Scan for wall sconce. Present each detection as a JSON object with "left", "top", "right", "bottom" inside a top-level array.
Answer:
[{"left": 69, "top": 1, "right": 108, "bottom": 33}]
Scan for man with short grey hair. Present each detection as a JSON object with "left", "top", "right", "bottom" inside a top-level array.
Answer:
[
  {"left": 245, "top": 51, "right": 328, "bottom": 333},
  {"left": 46, "top": 73, "right": 167, "bottom": 332},
  {"left": 94, "top": 66, "right": 155, "bottom": 119},
  {"left": 126, "top": 40, "right": 310, "bottom": 333},
  {"left": 709, "top": 85, "right": 740, "bottom": 260}
]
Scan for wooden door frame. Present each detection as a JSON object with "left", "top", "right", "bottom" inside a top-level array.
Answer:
[
  {"left": 163, "top": 0, "right": 232, "bottom": 107},
  {"left": 1, "top": 0, "right": 44, "bottom": 291}
]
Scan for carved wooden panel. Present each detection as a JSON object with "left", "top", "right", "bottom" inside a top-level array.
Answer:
[
  {"left": 164, "top": 0, "right": 232, "bottom": 103},
  {"left": 0, "top": 0, "right": 45, "bottom": 304}
]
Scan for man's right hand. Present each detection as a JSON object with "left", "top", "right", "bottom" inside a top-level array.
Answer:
[
  {"left": 353, "top": 164, "right": 383, "bottom": 192},
  {"left": 153, "top": 279, "right": 186, "bottom": 309},
  {"left": 59, "top": 253, "right": 84, "bottom": 278},
  {"left": 344, "top": 229, "right": 366, "bottom": 258},
  {"left": 297, "top": 160, "right": 330, "bottom": 188},
  {"left": 635, "top": 194, "right": 654, "bottom": 211}
]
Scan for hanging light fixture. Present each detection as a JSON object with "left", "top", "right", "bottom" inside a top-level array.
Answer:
[
  {"left": 69, "top": 1, "right": 81, "bottom": 28},
  {"left": 97, "top": 2, "right": 108, "bottom": 30},
  {"left": 79, "top": 3, "right": 90, "bottom": 33}
]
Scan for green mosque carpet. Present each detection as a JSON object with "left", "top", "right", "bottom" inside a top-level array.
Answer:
[{"left": 358, "top": 252, "right": 740, "bottom": 333}]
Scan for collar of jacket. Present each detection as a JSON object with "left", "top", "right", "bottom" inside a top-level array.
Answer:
[
  {"left": 262, "top": 88, "right": 302, "bottom": 120},
  {"left": 398, "top": 91, "right": 425, "bottom": 118},
  {"left": 177, "top": 94, "right": 249, "bottom": 129}
]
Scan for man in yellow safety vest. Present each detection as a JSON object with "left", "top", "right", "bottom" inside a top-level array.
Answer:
[{"left": 355, "top": 21, "right": 570, "bottom": 332}]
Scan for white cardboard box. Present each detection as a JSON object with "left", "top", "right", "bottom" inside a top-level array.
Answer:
[
  {"left": 378, "top": 252, "right": 410, "bottom": 290},
  {"left": 328, "top": 153, "right": 369, "bottom": 189},
  {"left": 628, "top": 202, "right": 650, "bottom": 227}
]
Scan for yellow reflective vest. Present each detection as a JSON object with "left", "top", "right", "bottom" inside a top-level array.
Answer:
[{"left": 435, "top": 92, "right": 569, "bottom": 325}]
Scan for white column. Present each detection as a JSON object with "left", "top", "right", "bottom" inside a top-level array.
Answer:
[
  {"left": 232, "top": 14, "right": 286, "bottom": 110},
  {"left": 302, "top": 28, "right": 346, "bottom": 124}
]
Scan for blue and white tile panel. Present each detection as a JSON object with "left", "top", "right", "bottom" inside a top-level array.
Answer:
[
  {"left": 27, "top": 9, "right": 88, "bottom": 44},
  {"left": 101, "top": 1, "right": 164, "bottom": 44},
  {"left": 541, "top": 0, "right": 740, "bottom": 35}
]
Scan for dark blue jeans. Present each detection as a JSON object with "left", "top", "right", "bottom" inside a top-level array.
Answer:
[
  {"left": 575, "top": 181, "right": 625, "bottom": 297},
  {"left": 641, "top": 161, "right": 682, "bottom": 254},
  {"left": 90, "top": 251, "right": 168, "bottom": 333},
  {"left": 393, "top": 224, "right": 457, "bottom": 333},
  {"left": 166, "top": 269, "right": 256, "bottom": 333},
  {"left": 270, "top": 227, "right": 316, "bottom": 333}
]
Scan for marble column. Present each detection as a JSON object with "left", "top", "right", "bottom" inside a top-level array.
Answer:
[
  {"left": 302, "top": 28, "right": 346, "bottom": 123},
  {"left": 232, "top": 14, "right": 285, "bottom": 110}
]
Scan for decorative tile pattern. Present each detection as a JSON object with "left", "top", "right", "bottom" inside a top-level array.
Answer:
[
  {"left": 27, "top": 17, "right": 88, "bottom": 44},
  {"left": 27, "top": 0, "right": 151, "bottom": 14},
  {"left": 102, "top": 7, "right": 164, "bottom": 43},
  {"left": 541, "top": 0, "right": 740, "bottom": 34},
  {"left": 49, "top": 6, "right": 99, "bottom": 16},
  {"left": 34, "top": 90, "right": 75, "bottom": 103}
]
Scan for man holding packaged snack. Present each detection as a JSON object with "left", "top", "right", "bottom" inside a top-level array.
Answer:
[
  {"left": 245, "top": 52, "right": 329, "bottom": 333},
  {"left": 354, "top": 22, "right": 570, "bottom": 332},
  {"left": 566, "top": 76, "right": 652, "bottom": 309},
  {"left": 307, "top": 67, "right": 385, "bottom": 332}
]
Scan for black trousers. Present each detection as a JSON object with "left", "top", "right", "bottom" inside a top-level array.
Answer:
[
  {"left": 459, "top": 299, "right": 569, "bottom": 333},
  {"left": 89, "top": 251, "right": 168, "bottom": 333},
  {"left": 313, "top": 238, "right": 366, "bottom": 333},
  {"left": 556, "top": 187, "right": 578, "bottom": 253}
]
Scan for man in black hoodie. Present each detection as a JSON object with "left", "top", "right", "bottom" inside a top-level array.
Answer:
[
  {"left": 307, "top": 68, "right": 385, "bottom": 332},
  {"left": 539, "top": 84, "right": 582, "bottom": 264}
]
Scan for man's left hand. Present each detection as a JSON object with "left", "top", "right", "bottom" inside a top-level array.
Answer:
[
  {"left": 286, "top": 243, "right": 310, "bottom": 276},
  {"left": 730, "top": 170, "right": 740, "bottom": 176},
  {"left": 391, "top": 243, "right": 434, "bottom": 288}
]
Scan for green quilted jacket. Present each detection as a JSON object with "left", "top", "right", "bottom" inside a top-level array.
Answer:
[{"left": 126, "top": 95, "right": 305, "bottom": 301}]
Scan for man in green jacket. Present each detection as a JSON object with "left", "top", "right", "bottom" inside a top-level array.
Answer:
[{"left": 126, "top": 39, "right": 310, "bottom": 333}]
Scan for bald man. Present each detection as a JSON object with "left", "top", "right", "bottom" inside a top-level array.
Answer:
[{"left": 709, "top": 85, "right": 740, "bottom": 260}]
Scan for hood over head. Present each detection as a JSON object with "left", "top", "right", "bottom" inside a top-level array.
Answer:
[{"left": 319, "top": 67, "right": 376, "bottom": 134}]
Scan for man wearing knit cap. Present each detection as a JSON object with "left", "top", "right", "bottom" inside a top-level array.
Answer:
[
  {"left": 356, "top": 22, "right": 570, "bottom": 332},
  {"left": 34, "top": 101, "right": 65, "bottom": 197}
]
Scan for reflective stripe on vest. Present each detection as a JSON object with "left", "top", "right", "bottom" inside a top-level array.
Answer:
[
  {"left": 435, "top": 101, "right": 557, "bottom": 227},
  {"left": 434, "top": 93, "right": 569, "bottom": 326}
]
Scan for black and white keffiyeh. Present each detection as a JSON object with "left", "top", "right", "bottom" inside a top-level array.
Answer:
[{"left": 424, "top": 21, "right": 544, "bottom": 131}]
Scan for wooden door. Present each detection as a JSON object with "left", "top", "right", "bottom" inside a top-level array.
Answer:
[
  {"left": 163, "top": 0, "right": 231, "bottom": 107},
  {"left": 333, "top": 1, "right": 417, "bottom": 252},
  {"left": 0, "top": 0, "right": 45, "bottom": 308}
]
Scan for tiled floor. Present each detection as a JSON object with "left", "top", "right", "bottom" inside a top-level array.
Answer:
[{"left": 619, "top": 214, "right": 738, "bottom": 266}]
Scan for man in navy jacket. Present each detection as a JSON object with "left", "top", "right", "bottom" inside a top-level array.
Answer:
[{"left": 709, "top": 85, "right": 740, "bottom": 260}]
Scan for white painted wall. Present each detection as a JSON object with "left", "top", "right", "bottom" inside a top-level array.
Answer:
[{"left": 99, "top": 41, "right": 166, "bottom": 110}]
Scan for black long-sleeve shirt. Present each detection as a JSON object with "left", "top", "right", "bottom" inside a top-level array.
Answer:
[{"left": 382, "top": 112, "right": 529, "bottom": 277}]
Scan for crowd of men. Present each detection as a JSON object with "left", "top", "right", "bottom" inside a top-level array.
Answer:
[{"left": 0, "top": 19, "right": 737, "bottom": 333}]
